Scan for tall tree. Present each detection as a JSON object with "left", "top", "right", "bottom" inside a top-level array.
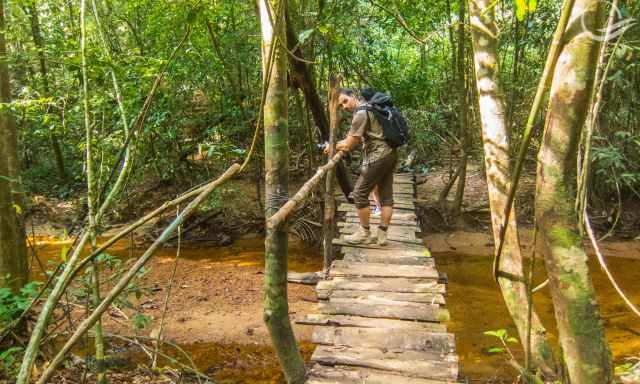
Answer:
[
  {"left": 23, "top": 0, "right": 67, "bottom": 182},
  {"left": 468, "top": 0, "right": 557, "bottom": 377},
  {"left": 535, "top": 0, "right": 613, "bottom": 381},
  {"left": 452, "top": 0, "right": 469, "bottom": 214},
  {"left": 0, "top": 0, "right": 27, "bottom": 291},
  {"left": 259, "top": 0, "right": 306, "bottom": 383}
]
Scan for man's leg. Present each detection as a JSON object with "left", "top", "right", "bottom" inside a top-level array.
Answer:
[
  {"left": 345, "top": 168, "right": 378, "bottom": 244},
  {"left": 376, "top": 152, "right": 397, "bottom": 245}
]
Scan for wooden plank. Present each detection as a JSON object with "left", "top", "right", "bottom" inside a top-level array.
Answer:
[
  {"left": 288, "top": 271, "right": 322, "bottom": 285},
  {"left": 317, "top": 289, "right": 444, "bottom": 304},
  {"left": 344, "top": 217, "right": 418, "bottom": 226},
  {"left": 342, "top": 251, "right": 434, "bottom": 266},
  {"left": 312, "top": 327, "right": 455, "bottom": 353},
  {"left": 297, "top": 314, "right": 447, "bottom": 333},
  {"left": 339, "top": 246, "right": 431, "bottom": 259},
  {"left": 338, "top": 203, "right": 415, "bottom": 212},
  {"left": 318, "top": 300, "right": 450, "bottom": 322},
  {"left": 308, "top": 365, "right": 458, "bottom": 384},
  {"left": 311, "top": 346, "right": 458, "bottom": 381},
  {"left": 338, "top": 226, "right": 417, "bottom": 241},
  {"left": 333, "top": 238, "right": 422, "bottom": 249},
  {"left": 345, "top": 211, "right": 416, "bottom": 220},
  {"left": 330, "top": 261, "right": 439, "bottom": 279},
  {"left": 317, "top": 277, "right": 445, "bottom": 294}
]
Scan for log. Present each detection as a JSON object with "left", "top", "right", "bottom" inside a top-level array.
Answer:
[
  {"left": 308, "top": 364, "right": 458, "bottom": 384},
  {"left": 267, "top": 151, "right": 344, "bottom": 229},
  {"left": 296, "top": 314, "right": 447, "bottom": 332},
  {"left": 317, "top": 277, "right": 445, "bottom": 294},
  {"left": 330, "top": 261, "right": 439, "bottom": 279},
  {"left": 312, "top": 327, "right": 455, "bottom": 353},
  {"left": 317, "top": 289, "right": 445, "bottom": 305},
  {"left": 311, "top": 346, "right": 458, "bottom": 380},
  {"left": 318, "top": 300, "right": 450, "bottom": 322},
  {"left": 287, "top": 271, "right": 323, "bottom": 285}
]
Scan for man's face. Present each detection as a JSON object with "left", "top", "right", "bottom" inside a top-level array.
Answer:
[{"left": 338, "top": 94, "right": 358, "bottom": 113}]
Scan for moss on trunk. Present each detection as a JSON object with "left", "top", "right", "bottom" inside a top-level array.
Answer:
[
  {"left": 535, "top": 0, "right": 613, "bottom": 381},
  {"left": 259, "top": 1, "right": 306, "bottom": 383}
]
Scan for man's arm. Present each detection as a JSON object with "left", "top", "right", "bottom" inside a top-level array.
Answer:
[{"left": 336, "top": 135, "right": 361, "bottom": 152}]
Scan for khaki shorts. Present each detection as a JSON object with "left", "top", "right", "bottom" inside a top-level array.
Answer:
[{"left": 352, "top": 151, "right": 398, "bottom": 209}]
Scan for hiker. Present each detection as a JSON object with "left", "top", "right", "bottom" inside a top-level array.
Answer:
[{"left": 332, "top": 88, "right": 399, "bottom": 245}]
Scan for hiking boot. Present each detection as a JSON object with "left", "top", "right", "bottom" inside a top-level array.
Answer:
[
  {"left": 377, "top": 228, "right": 388, "bottom": 246},
  {"left": 345, "top": 226, "right": 372, "bottom": 244}
]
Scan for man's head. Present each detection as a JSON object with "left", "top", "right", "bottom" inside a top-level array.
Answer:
[{"left": 338, "top": 88, "right": 360, "bottom": 113}]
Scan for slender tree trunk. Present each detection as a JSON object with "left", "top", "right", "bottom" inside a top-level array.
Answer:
[
  {"left": 453, "top": 0, "right": 469, "bottom": 214},
  {"left": 323, "top": 74, "right": 340, "bottom": 274},
  {"left": 79, "top": 0, "right": 106, "bottom": 380},
  {"left": 535, "top": 0, "right": 613, "bottom": 381},
  {"left": 24, "top": 1, "right": 67, "bottom": 182},
  {"left": 259, "top": 1, "right": 306, "bottom": 383},
  {"left": 0, "top": 0, "right": 27, "bottom": 291},
  {"left": 468, "top": 0, "right": 557, "bottom": 377},
  {"left": 284, "top": 7, "right": 353, "bottom": 201}
]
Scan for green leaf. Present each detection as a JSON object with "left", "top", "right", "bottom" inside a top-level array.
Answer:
[
  {"left": 527, "top": 0, "right": 537, "bottom": 13},
  {"left": 507, "top": 337, "right": 519, "bottom": 344},
  {"left": 488, "top": 347, "right": 505, "bottom": 353},
  {"left": 484, "top": 329, "right": 507, "bottom": 339},
  {"left": 318, "top": 25, "right": 329, "bottom": 34}
]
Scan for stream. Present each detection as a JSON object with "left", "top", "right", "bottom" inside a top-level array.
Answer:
[{"left": 30, "top": 233, "right": 640, "bottom": 383}]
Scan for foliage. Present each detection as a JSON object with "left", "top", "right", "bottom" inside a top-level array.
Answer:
[{"left": 0, "top": 281, "right": 42, "bottom": 327}]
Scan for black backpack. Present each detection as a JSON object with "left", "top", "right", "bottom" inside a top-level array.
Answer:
[{"left": 356, "top": 92, "right": 409, "bottom": 148}]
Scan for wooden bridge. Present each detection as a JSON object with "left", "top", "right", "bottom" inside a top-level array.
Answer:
[{"left": 298, "top": 172, "right": 460, "bottom": 383}]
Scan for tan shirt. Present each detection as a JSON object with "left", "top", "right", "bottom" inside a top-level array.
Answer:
[{"left": 348, "top": 103, "right": 393, "bottom": 166}]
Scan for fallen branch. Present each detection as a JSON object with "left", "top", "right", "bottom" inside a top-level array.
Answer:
[
  {"left": 267, "top": 151, "right": 344, "bottom": 229},
  {"left": 35, "top": 163, "right": 241, "bottom": 384}
]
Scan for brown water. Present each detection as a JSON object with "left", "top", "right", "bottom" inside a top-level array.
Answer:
[
  {"left": 32, "top": 235, "right": 640, "bottom": 382},
  {"left": 436, "top": 250, "right": 640, "bottom": 382}
]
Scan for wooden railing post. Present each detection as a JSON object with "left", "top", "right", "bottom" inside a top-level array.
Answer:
[{"left": 323, "top": 74, "right": 341, "bottom": 275}]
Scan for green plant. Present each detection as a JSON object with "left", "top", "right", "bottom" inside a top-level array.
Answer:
[
  {"left": 484, "top": 328, "right": 519, "bottom": 355},
  {"left": 0, "top": 281, "right": 42, "bottom": 327},
  {"left": 0, "top": 346, "right": 23, "bottom": 378}
]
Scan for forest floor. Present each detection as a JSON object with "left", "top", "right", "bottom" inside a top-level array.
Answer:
[{"left": 22, "top": 161, "right": 640, "bottom": 383}]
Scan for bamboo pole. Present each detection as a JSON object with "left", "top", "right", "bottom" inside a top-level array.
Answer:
[
  {"left": 267, "top": 151, "right": 344, "bottom": 230},
  {"left": 35, "top": 164, "right": 241, "bottom": 384}
]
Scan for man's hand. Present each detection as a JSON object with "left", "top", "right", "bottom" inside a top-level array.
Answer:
[{"left": 335, "top": 140, "right": 349, "bottom": 152}]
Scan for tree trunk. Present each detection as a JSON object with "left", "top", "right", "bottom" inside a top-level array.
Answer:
[
  {"left": 259, "top": 1, "right": 306, "bottom": 383},
  {"left": 284, "top": 7, "right": 353, "bottom": 201},
  {"left": 323, "top": 74, "right": 340, "bottom": 274},
  {"left": 453, "top": 0, "right": 469, "bottom": 215},
  {"left": 468, "top": 0, "right": 557, "bottom": 377},
  {"left": 535, "top": 0, "right": 613, "bottom": 381},
  {"left": 0, "top": 0, "right": 27, "bottom": 291},
  {"left": 24, "top": 1, "right": 67, "bottom": 182}
]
